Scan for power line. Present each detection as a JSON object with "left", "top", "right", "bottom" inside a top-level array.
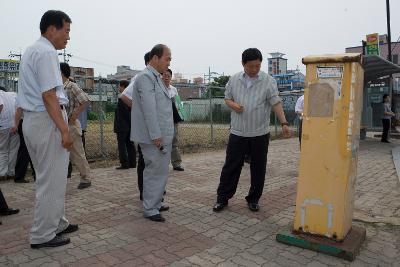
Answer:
[{"left": 72, "top": 55, "right": 117, "bottom": 69}]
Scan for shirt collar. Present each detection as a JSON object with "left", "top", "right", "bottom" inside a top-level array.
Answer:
[
  {"left": 243, "top": 72, "right": 259, "bottom": 80},
  {"left": 147, "top": 65, "right": 162, "bottom": 79},
  {"left": 38, "top": 36, "right": 56, "bottom": 51}
]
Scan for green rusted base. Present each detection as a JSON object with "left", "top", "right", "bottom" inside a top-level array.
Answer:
[{"left": 276, "top": 225, "right": 366, "bottom": 261}]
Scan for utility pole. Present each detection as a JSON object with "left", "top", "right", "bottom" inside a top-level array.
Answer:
[
  {"left": 9, "top": 51, "right": 22, "bottom": 61},
  {"left": 386, "top": 0, "right": 392, "bottom": 63},
  {"left": 58, "top": 49, "right": 72, "bottom": 63}
]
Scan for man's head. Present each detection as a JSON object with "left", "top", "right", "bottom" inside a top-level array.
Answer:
[
  {"left": 144, "top": 52, "right": 151, "bottom": 66},
  {"left": 60, "top": 62, "right": 71, "bottom": 82},
  {"left": 119, "top": 80, "right": 129, "bottom": 93},
  {"left": 162, "top": 69, "right": 173, "bottom": 87},
  {"left": 242, "top": 48, "right": 262, "bottom": 78},
  {"left": 148, "top": 44, "right": 171, "bottom": 74},
  {"left": 40, "top": 10, "right": 71, "bottom": 50}
]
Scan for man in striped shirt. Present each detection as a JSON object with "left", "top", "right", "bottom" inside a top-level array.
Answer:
[{"left": 213, "top": 48, "right": 290, "bottom": 213}]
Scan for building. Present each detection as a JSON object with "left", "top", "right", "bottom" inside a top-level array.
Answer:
[
  {"left": 107, "top": 65, "right": 141, "bottom": 81},
  {"left": 70, "top": 66, "right": 95, "bottom": 92},
  {"left": 193, "top": 77, "right": 204, "bottom": 85},
  {"left": 273, "top": 69, "right": 305, "bottom": 92},
  {"left": 268, "top": 52, "right": 287, "bottom": 75},
  {"left": 0, "top": 59, "right": 19, "bottom": 91},
  {"left": 267, "top": 52, "right": 305, "bottom": 91},
  {"left": 346, "top": 36, "right": 400, "bottom": 129}
]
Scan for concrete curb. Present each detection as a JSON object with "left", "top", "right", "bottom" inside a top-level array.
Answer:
[{"left": 391, "top": 146, "right": 400, "bottom": 185}]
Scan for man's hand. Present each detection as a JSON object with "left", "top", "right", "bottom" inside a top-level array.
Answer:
[
  {"left": 231, "top": 102, "right": 244, "bottom": 113},
  {"left": 10, "top": 126, "right": 18, "bottom": 135},
  {"left": 153, "top": 138, "right": 163, "bottom": 149},
  {"left": 61, "top": 131, "right": 73, "bottom": 150},
  {"left": 282, "top": 125, "right": 291, "bottom": 138},
  {"left": 69, "top": 114, "right": 77, "bottom": 125}
]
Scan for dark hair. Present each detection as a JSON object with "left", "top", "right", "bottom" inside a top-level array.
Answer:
[
  {"left": 242, "top": 48, "right": 263, "bottom": 64},
  {"left": 0, "top": 86, "right": 7, "bottom": 92},
  {"left": 165, "top": 69, "right": 172, "bottom": 76},
  {"left": 144, "top": 52, "right": 151, "bottom": 65},
  {"left": 40, "top": 10, "right": 72, "bottom": 34},
  {"left": 119, "top": 80, "right": 129, "bottom": 89},
  {"left": 60, "top": 62, "right": 71, "bottom": 78},
  {"left": 150, "top": 44, "right": 167, "bottom": 60},
  {"left": 382, "top": 94, "right": 389, "bottom": 103}
]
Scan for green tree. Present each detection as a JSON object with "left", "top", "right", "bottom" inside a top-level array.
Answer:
[
  {"left": 211, "top": 75, "right": 230, "bottom": 87},
  {"left": 204, "top": 75, "right": 230, "bottom": 98}
]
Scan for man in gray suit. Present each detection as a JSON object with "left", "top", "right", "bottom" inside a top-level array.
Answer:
[{"left": 131, "top": 44, "right": 173, "bottom": 222}]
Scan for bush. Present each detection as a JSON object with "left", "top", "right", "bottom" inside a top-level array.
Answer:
[{"left": 88, "top": 112, "right": 99, "bottom": 121}]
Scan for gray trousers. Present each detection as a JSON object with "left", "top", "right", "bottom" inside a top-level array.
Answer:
[
  {"left": 140, "top": 142, "right": 171, "bottom": 217},
  {"left": 171, "top": 124, "right": 182, "bottom": 168},
  {"left": 23, "top": 111, "right": 69, "bottom": 244},
  {"left": 0, "top": 128, "right": 20, "bottom": 177}
]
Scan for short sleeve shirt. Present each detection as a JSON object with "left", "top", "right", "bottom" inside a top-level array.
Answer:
[{"left": 17, "top": 36, "right": 68, "bottom": 112}]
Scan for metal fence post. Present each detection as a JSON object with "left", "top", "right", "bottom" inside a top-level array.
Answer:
[
  {"left": 98, "top": 79, "right": 105, "bottom": 158},
  {"left": 209, "top": 86, "right": 214, "bottom": 144}
]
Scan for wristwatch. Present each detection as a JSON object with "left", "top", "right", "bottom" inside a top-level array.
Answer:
[{"left": 281, "top": 122, "right": 289, "bottom": 127}]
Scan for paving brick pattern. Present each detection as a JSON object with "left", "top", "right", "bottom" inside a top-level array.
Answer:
[{"left": 0, "top": 138, "right": 399, "bottom": 266}]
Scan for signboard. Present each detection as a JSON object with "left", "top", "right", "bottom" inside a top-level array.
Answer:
[
  {"left": 366, "top": 33, "right": 380, "bottom": 56},
  {"left": 316, "top": 67, "right": 343, "bottom": 78},
  {"left": 0, "top": 59, "right": 20, "bottom": 73}
]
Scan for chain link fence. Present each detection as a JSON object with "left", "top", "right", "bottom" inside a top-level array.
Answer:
[{"left": 82, "top": 78, "right": 303, "bottom": 160}]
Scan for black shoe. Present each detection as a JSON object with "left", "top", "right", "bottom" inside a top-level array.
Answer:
[
  {"left": 116, "top": 166, "right": 129, "bottom": 170},
  {"left": 146, "top": 214, "right": 165, "bottom": 222},
  {"left": 31, "top": 236, "right": 70, "bottom": 249},
  {"left": 248, "top": 202, "right": 260, "bottom": 212},
  {"left": 57, "top": 224, "right": 79, "bottom": 236},
  {"left": 159, "top": 205, "right": 169, "bottom": 212},
  {"left": 381, "top": 140, "right": 390, "bottom": 143},
  {"left": 77, "top": 181, "right": 91, "bottom": 189},
  {"left": 0, "top": 208, "right": 20, "bottom": 216},
  {"left": 14, "top": 179, "right": 29, "bottom": 183},
  {"left": 173, "top": 166, "right": 184, "bottom": 171},
  {"left": 213, "top": 202, "right": 227, "bottom": 212},
  {"left": 129, "top": 165, "right": 136, "bottom": 169}
]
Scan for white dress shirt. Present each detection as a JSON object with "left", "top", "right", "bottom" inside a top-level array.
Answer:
[
  {"left": 17, "top": 36, "right": 68, "bottom": 112},
  {"left": 0, "top": 91, "right": 17, "bottom": 129}
]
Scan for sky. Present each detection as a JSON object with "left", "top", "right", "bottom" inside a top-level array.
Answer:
[{"left": 1, "top": 0, "right": 399, "bottom": 79}]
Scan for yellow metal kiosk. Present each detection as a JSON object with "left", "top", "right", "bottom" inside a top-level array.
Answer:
[{"left": 277, "top": 53, "right": 366, "bottom": 261}]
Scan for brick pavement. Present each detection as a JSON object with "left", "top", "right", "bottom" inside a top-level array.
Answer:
[{"left": 0, "top": 137, "right": 399, "bottom": 266}]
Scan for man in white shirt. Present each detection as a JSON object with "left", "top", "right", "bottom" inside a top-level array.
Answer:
[
  {"left": 0, "top": 88, "right": 20, "bottom": 179},
  {"left": 295, "top": 95, "right": 304, "bottom": 144},
  {"left": 17, "top": 10, "right": 77, "bottom": 249},
  {"left": 162, "top": 69, "right": 184, "bottom": 171}
]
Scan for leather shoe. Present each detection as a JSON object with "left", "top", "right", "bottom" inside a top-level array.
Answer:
[
  {"left": 116, "top": 166, "right": 129, "bottom": 170},
  {"left": 146, "top": 214, "right": 165, "bottom": 222},
  {"left": 57, "top": 224, "right": 79, "bottom": 236},
  {"left": 77, "top": 181, "right": 91, "bottom": 189},
  {"left": 159, "top": 205, "right": 169, "bottom": 212},
  {"left": 173, "top": 166, "right": 184, "bottom": 171},
  {"left": 0, "top": 208, "right": 19, "bottom": 216},
  {"left": 248, "top": 202, "right": 260, "bottom": 212},
  {"left": 213, "top": 202, "right": 227, "bottom": 212},
  {"left": 14, "top": 179, "right": 29, "bottom": 183},
  {"left": 31, "top": 236, "right": 70, "bottom": 249}
]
